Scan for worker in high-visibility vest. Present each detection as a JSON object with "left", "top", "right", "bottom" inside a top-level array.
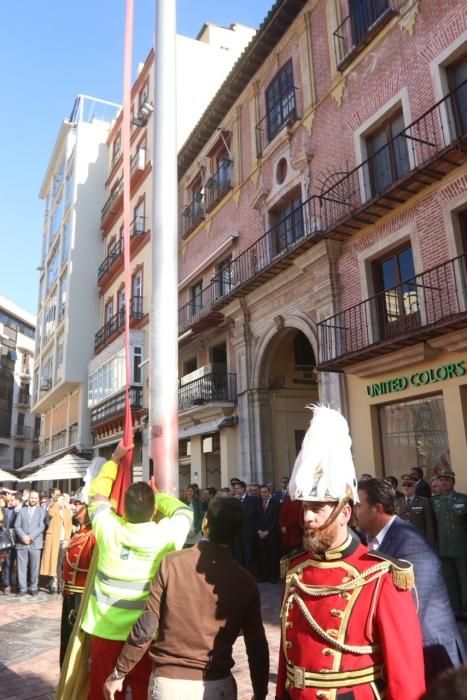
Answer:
[{"left": 81, "top": 442, "right": 193, "bottom": 700}]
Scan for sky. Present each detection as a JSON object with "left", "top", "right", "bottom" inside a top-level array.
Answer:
[{"left": 0, "top": 0, "right": 273, "bottom": 317}]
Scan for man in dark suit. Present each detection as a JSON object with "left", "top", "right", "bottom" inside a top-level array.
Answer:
[
  {"left": 14, "top": 490, "right": 46, "bottom": 596},
  {"left": 272, "top": 476, "right": 289, "bottom": 504},
  {"left": 357, "top": 478, "right": 464, "bottom": 687},
  {"left": 254, "top": 484, "right": 279, "bottom": 583},
  {"left": 410, "top": 466, "right": 432, "bottom": 498},
  {"left": 232, "top": 480, "right": 257, "bottom": 573},
  {"left": 396, "top": 473, "right": 437, "bottom": 548}
]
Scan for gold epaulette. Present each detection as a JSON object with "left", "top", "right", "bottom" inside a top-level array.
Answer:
[
  {"left": 366, "top": 551, "right": 415, "bottom": 590},
  {"left": 280, "top": 549, "right": 305, "bottom": 580}
]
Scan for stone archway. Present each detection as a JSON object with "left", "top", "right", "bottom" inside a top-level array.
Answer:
[{"left": 252, "top": 315, "right": 319, "bottom": 486}]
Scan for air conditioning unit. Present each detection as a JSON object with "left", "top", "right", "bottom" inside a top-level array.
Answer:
[{"left": 131, "top": 101, "right": 154, "bottom": 128}]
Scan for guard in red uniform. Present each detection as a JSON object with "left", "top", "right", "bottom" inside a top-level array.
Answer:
[
  {"left": 60, "top": 490, "right": 96, "bottom": 667},
  {"left": 276, "top": 405, "right": 426, "bottom": 700}
]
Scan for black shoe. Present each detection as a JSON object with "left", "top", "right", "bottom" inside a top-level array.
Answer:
[{"left": 16, "top": 591, "right": 27, "bottom": 597}]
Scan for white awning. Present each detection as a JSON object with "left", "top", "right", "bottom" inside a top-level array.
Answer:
[
  {"left": 16, "top": 444, "right": 80, "bottom": 474},
  {"left": 18, "top": 454, "right": 92, "bottom": 483},
  {"left": 0, "top": 468, "right": 17, "bottom": 483}
]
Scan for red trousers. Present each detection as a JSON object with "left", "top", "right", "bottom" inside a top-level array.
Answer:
[{"left": 88, "top": 636, "right": 152, "bottom": 700}]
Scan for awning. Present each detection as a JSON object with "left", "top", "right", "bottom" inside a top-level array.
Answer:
[
  {"left": 18, "top": 454, "right": 92, "bottom": 483},
  {"left": 0, "top": 468, "right": 17, "bottom": 483},
  {"left": 179, "top": 420, "right": 220, "bottom": 439},
  {"left": 16, "top": 444, "right": 80, "bottom": 474}
]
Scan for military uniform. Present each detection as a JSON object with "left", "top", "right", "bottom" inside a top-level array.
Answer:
[
  {"left": 277, "top": 535, "right": 425, "bottom": 700},
  {"left": 432, "top": 490, "right": 467, "bottom": 617},
  {"left": 395, "top": 495, "right": 437, "bottom": 548},
  {"left": 60, "top": 523, "right": 96, "bottom": 667}
]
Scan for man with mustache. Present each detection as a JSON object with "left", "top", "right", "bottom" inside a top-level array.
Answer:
[{"left": 276, "top": 405, "right": 425, "bottom": 700}]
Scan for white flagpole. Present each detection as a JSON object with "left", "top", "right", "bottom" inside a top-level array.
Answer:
[{"left": 150, "top": 0, "right": 179, "bottom": 495}]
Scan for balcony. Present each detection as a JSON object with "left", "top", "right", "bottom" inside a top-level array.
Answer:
[
  {"left": 91, "top": 385, "right": 143, "bottom": 426},
  {"left": 256, "top": 87, "right": 299, "bottom": 158},
  {"left": 101, "top": 176, "right": 123, "bottom": 225},
  {"left": 101, "top": 149, "right": 148, "bottom": 232},
  {"left": 205, "top": 159, "right": 233, "bottom": 212},
  {"left": 15, "top": 425, "right": 32, "bottom": 439},
  {"left": 178, "top": 82, "right": 467, "bottom": 338},
  {"left": 182, "top": 194, "right": 205, "bottom": 238},
  {"left": 98, "top": 217, "right": 148, "bottom": 286},
  {"left": 334, "top": 0, "right": 398, "bottom": 71},
  {"left": 178, "top": 367, "right": 237, "bottom": 412},
  {"left": 94, "top": 296, "right": 145, "bottom": 353},
  {"left": 17, "top": 391, "right": 30, "bottom": 407},
  {"left": 318, "top": 253, "right": 467, "bottom": 369}
]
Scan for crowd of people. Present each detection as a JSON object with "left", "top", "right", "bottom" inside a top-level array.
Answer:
[
  {"left": 0, "top": 486, "right": 85, "bottom": 596},
  {"left": 0, "top": 414, "right": 466, "bottom": 699}
]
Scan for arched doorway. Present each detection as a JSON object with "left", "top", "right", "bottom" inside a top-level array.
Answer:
[{"left": 256, "top": 327, "right": 319, "bottom": 487}]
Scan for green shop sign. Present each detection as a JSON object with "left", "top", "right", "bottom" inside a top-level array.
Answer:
[{"left": 366, "top": 361, "right": 466, "bottom": 398}]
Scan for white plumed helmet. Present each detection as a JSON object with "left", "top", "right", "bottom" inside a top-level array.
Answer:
[{"left": 289, "top": 405, "right": 359, "bottom": 504}]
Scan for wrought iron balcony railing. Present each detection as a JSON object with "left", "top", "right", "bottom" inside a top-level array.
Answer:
[
  {"left": 178, "top": 369, "right": 237, "bottom": 412},
  {"left": 17, "top": 391, "right": 30, "bottom": 406},
  {"left": 97, "top": 217, "right": 147, "bottom": 281},
  {"left": 334, "top": 0, "right": 398, "bottom": 70},
  {"left": 256, "top": 87, "right": 299, "bottom": 158},
  {"left": 178, "top": 81, "right": 467, "bottom": 337},
  {"left": 91, "top": 385, "right": 143, "bottom": 426},
  {"left": 101, "top": 177, "right": 124, "bottom": 220},
  {"left": 182, "top": 194, "right": 205, "bottom": 238},
  {"left": 318, "top": 253, "right": 467, "bottom": 368},
  {"left": 15, "top": 425, "right": 32, "bottom": 439},
  {"left": 205, "top": 159, "right": 233, "bottom": 211},
  {"left": 94, "top": 296, "right": 144, "bottom": 352}
]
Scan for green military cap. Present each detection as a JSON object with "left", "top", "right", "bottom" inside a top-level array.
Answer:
[
  {"left": 400, "top": 473, "right": 416, "bottom": 485},
  {"left": 437, "top": 468, "right": 455, "bottom": 479}
]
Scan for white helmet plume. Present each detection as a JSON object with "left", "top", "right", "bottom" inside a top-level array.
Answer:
[{"left": 289, "top": 405, "right": 359, "bottom": 503}]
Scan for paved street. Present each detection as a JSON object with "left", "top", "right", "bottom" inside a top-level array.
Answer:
[
  {"left": 0, "top": 582, "right": 283, "bottom": 700},
  {"left": 1, "top": 583, "right": 466, "bottom": 700}
]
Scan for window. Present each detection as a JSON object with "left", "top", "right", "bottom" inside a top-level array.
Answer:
[
  {"left": 210, "top": 343, "right": 227, "bottom": 367},
  {"left": 373, "top": 245, "right": 419, "bottom": 339},
  {"left": 47, "top": 244, "right": 60, "bottom": 291},
  {"left": 215, "top": 257, "right": 234, "bottom": 298},
  {"left": 447, "top": 53, "right": 467, "bottom": 137},
  {"left": 14, "top": 447, "right": 24, "bottom": 469},
  {"left": 59, "top": 274, "right": 67, "bottom": 320},
  {"left": 133, "top": 346, "right": 143, "bottom": 384},
  {"left": 132, "top": 270, "right": 143, "bottom": 306},
  {"left": 349, "top": 0, "right": 389, "bottom": 46},
  {"left": 61, "top": 221, "right": 70, "bottom": 263},
  {"left": 112, "top": 132, "right": 122, "bottom": 165},
  {"left": 56, "top": 336, "right": 64, "bottom": 382},
  {"left": 366, "top": 111, "right": 410, "bottom": 196},
  {"left": 206, "top": 138, "right": 233, "bottom": 210},
  {"left": 133, "top": 199, "right": 145, "bottom": 234},
  {"left": 265, "top": 61, "right": 296, "bottom": 142},
  {"left": 270, "top": 192, "right": 304, "bottom": 255},
  {"left": 105, "top": 300, "right": 114, "bottom": 325},
  {"left": 50, "top": 196, "right": 62, "bottom": 244},
  {"left": 34, "top": 416, "right": 41, "bottom": 440},
  {"left": 117, "top": 287, "right": 125, "bottom": 317},
  {"left": 379, "top": 395, "right": 449, "bottom": 480},
  {"left": 88, "top": 349, "right": 127, "bottom": 406},
  {"left": 44, "top": 294, "right": 57, "bottom": 341},
  {"left": 183, "top": 357, "right": 197, "bottom": 375},
  {"left": 190, "top": 281, "right": 203, "bottom": 317},
  {"left": 138, "top": 81, "right": 149, "bottom": 109},
  {"left": 64, "top": 169, "right": 74, "bottom": 210}
]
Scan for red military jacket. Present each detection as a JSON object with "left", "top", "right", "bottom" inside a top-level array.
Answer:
[
  {"left": 62, "top": 523, "right": 96, "bottom": 596},
  {"left": 279, "top": 497, "right": 303, "bottom": 554},
  {"left": 276, "top": 535, "right": 425, "bottom": 700}
]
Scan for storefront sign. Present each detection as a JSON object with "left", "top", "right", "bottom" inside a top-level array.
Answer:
[{"left": 366, "top": 361, "right": 466, "bottom": 398}]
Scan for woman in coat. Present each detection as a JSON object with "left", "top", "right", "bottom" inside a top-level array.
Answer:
[
  {"left": 181, "top": 484, "right": 204, "bottom": 547},
  {"left": 40, "top": 494, "right": 73, "bottom": 593}
]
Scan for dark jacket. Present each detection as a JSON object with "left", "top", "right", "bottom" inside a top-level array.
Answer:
[
  {"left": 254, "top": 497, "right": 279, "bottom": 534},
  {"left": 379, "top": 516, "right": 464, "bottom": 684},
  {"left": 415, "top": 479, "right": 432, "bottom": 499},
  {"left": 114, "top": 540, "right": 269, "bottom": 698},
  {"left": 395, "top": 495, "right": 437, "bottom": 548}
]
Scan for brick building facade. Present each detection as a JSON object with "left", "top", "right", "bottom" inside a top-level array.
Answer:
[{"left": 177, "top": 0, "right": 467, "bottom": 490}]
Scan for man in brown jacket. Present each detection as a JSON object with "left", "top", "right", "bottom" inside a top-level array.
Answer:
[{"left": 103, "top": 496, "right": 269, "bottom": 700}]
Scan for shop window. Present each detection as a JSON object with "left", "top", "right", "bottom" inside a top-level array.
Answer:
[
  {"left": 366, "top": 111, "right": 410, "bottom": 197},
  {"left": 270, "top": 190, "right": 303, "bottom": 255},
  {"left": 379, "top": 395, "right": 449, "bottom": 481},
  {"left": 447, "top": 52, "right": 467, "bottom": 139},
  {"left": 265, "top": 60, "right": 297, "bottom": 142},
  {"left": 373, "top": 245, "right": 420, "bottom": 340}
]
